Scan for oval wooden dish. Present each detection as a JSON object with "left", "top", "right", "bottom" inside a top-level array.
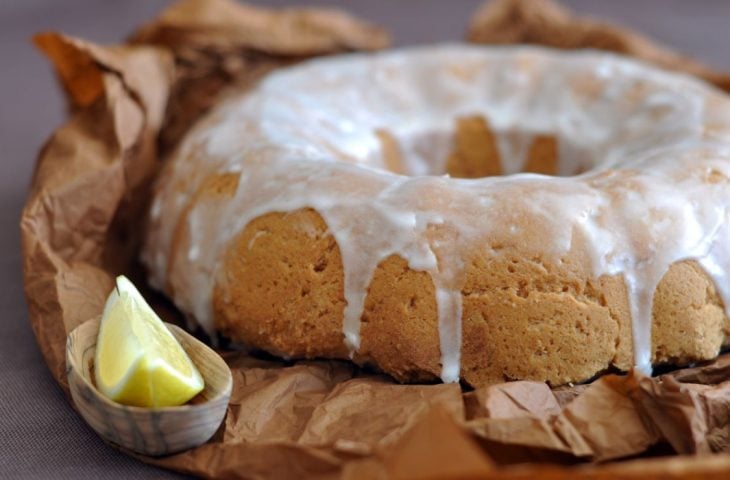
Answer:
[{"left": 65, "top": 317, "right": 232, "bottom": 456}]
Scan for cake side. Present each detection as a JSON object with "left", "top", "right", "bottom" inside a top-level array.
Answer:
[{"left": 204, "top": 203, "right": 729, "bottom": 387}]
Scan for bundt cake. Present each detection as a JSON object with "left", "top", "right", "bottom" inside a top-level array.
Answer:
[{"left": 143, "top": 45, "right": 730, "bottom": 387}]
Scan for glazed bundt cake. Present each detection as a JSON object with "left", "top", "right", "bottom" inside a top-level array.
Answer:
[{"left": 143, "top": 45, "right": 730, "bottom": 387}]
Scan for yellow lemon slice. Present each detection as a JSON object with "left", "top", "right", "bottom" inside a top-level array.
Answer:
[{"left": 94, "top": 275, "right": 204, "bottom": 407}]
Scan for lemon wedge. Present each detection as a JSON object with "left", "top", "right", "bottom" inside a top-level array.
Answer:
[{"left": 94, "top": 275, "right": 204, "bottom": 407}]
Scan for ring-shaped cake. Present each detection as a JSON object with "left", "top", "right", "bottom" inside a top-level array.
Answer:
[{"left": 144, "top": 45, "right": 730, "bottom": 386}]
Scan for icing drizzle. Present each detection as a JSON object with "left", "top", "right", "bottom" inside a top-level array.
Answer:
[{"left": 143, "top": 45, "right": 730, "bottom": 382}]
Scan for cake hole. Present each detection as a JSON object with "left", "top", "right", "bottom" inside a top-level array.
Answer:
[
  {"left": 313, "top": 257, "right": 328, "bottom": 273},
  {"left": 372, "top": 115, "right": 594, "bottom": 179},
  {"left": 516, "top": 280, "right": 529, "bottom": 298}
]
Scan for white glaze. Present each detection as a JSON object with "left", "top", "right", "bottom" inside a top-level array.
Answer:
[{"left": 142, "top": 44, "right": 730, "bottom": 382}]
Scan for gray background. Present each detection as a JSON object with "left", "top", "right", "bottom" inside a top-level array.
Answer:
[{"left": 2, "top": 0, "right": 729, "bottom": 478}]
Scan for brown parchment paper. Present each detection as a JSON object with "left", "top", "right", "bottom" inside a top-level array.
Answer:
[{"left": 21, "top": 0, "right": 730, "bottom": 478}]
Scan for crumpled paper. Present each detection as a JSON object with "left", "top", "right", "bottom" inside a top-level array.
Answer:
[
  {"left": 129, "top": 0, "right": 389, "bottom": 153},
  {"left": 21, "top": 0, "right": 730, "bottom": 478},
  {"left": 468, "top": 0, "right": 730, "bottom": 92}
]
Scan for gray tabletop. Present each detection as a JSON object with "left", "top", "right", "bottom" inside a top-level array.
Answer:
[{"left": 2, "top": 1, "right": 730, "bottom": 478}]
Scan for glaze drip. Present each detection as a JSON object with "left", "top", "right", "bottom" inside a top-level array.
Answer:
[{"left": 143, "top": 45, "right": 730, "bottom": 383}]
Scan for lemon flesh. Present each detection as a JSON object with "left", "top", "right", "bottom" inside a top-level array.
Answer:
[{"left": 95, "top": 275, "right": 204, "bottom": 407}]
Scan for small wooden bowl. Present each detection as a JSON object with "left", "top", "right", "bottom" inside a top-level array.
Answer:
[{"left": 65, "top": 317, "right": 232, "bottom": 456}]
